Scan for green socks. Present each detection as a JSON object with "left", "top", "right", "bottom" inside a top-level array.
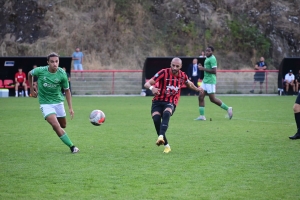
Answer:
[
  {"left": 199, "top": 107, "right": 205, "bottom": 115},
  {"left": 199, "top": 103, "right": 228, "bottom": 116},
  {"left": 60, "top": 133, "right": 74, "bottom": 147},
  {"left": 220, "top": 102, "right": 229, "bottom": 111}
]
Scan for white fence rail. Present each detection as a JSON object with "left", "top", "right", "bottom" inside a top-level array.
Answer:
[
  {"left": 71, "top": 70, "right": 142, "bottom": 95},
  {"left": 70, "top": 70, "right": 279, "bottom": 95}
]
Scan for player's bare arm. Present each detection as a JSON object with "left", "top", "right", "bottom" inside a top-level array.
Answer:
[
  {"left": 185, "top": 80, "right": 203, "bottom": 93},
  {"left": 28, "top": 71, "right": 37, "bottom": 98},
  {"left": 65, "top": 89, "right": 74, "bottom": 119},
  {"left": 144, "top": 78, "right": 160, "bottom": 95},
  {"left": 198, "top": 63, "right": 216, "bottom": 74}
]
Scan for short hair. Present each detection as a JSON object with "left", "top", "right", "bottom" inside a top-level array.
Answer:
[
  {"left": 47, "top": 52, "right": 59, "bottom": 61},
  {"left": 208, "top": 46, "right": 214, "bottom": 52},
  {"left": 172, "top": 57, "right": 182, "bottom": 64}
]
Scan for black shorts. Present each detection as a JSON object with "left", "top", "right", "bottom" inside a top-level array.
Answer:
[
  {"left": 295, "top": 93, "right": 300, "bottom": 104},
  {"left": 151, "top": 101, "right": 176, "bottom": 116},
  {"left": 18, "top": 82, "right": 26, "bottom": 86},
  {"left": 254, "top": 72, "right": 265, "bottom": 83}
]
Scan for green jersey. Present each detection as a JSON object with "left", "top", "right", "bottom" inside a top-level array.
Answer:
[
  {"left": 203, "top": 55, "right": 217, "bottom": 84},
  {"left": 31, "top": 66, "right": 69, "bottom": 104}
]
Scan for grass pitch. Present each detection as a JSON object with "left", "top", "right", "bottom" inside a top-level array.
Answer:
[{"left": 0, "top": 95, "right": 299, "bottom": 200}]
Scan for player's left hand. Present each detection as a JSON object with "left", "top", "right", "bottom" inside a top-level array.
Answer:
[{"left": 69, "top": 109, "right": 74, "bottom": 119}]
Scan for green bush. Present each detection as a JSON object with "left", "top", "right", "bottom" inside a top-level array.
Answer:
[{"left": 226, "top": 15, "right": 271, "bottom": 57}]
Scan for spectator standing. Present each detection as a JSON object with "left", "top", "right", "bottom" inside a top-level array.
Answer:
[
  {"left": 188, "top": 58, "right": 201, "bottom": 96},
  {"left": 284, "top": 70, "right": 296, "bottom": 95},
  {"left": 14, "top": 67, "right": 29, "bottom": 97},
  {"left": 195, "top": 46, "right": 233, "bottom": 121},
  {"left": 72, "top": 47, "right": 84, "bottom": 80},
  {"left": 144, "top": 57, "right": 203, "bottom": 153},
  {"left": 199, "top": 51, "right": 206, "bottom": 58},
  {"left": 295, "top": 69, "right": 300, "bottom": 93},
  {"left": 250, "top": 57, "right": 267, "bottom": 94}
]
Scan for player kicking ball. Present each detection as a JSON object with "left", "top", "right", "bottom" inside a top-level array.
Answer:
[
  {"left": 144, "top": 57, "right": 203, "bottom": 153},
  {"left": 28, "top": 52, "right": 79, "bottom": 153}
]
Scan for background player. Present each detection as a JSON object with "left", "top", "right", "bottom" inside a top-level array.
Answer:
[{"left": 195, "top": 46, "right": 233, "bottom": 121}]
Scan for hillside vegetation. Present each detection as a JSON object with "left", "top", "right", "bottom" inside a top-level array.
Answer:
[{"left": 0, "top": 0, "right": 300, "bottom": 69}]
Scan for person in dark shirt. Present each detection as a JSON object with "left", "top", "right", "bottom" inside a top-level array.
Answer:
[
  {"left": 62, "top": 67, "right": 71, "bottom": 95},
  {"left": 32, "top": 65, "right": 38, "bottom": 93},
  {"left": 295, "top": 69, "right": 300, "bottom": 94},
  {"left": 187, "top": 58, "right": 201, "bottom": 96},
  {"left": 289, "top": 91, "right": 300, "bottom": 140},
  {"left": 250, "top": 57, "right": 267, "bottom": 94}
]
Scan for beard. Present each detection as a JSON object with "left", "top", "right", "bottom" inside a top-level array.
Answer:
[{"left": 171, "top": 69, "right": 178, "bottom": 74}]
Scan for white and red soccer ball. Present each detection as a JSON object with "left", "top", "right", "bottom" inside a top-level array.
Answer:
[{"left": 89, "top": 110, "right": 105, "bottom": 126}]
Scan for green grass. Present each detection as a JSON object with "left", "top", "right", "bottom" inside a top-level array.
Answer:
[{"left": 0, "top": 95, "right": 300, "bottom": 200}]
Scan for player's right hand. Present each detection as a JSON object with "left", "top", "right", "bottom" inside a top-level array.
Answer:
[
  {"left": 69, "top": 109, "right": 74, "bottom": 119},
  {"left": 198, "top": 87, "right": 204, "bottom": 94}
]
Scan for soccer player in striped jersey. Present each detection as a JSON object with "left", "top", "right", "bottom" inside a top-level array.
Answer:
[
  {"left": 28, "top": 52, "right": 79, "bottom": 153},
  {"left": 195, "top": 46, "right": 233, "bottom": 121},
  {"left": 144, "top": 57, "right": 203, "bottom": 153}
]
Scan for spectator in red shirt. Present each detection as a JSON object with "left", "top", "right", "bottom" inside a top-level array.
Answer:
[
  {"left": 144, "top": 57, "right": 203, "bottom": 153},
  {"left": 15, "top": 67, "right": 29, "bottom": 97}
]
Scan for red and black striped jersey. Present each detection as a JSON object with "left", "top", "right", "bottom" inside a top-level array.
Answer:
[{"left": 151, "top": 68, "right": 188, "bottom": 105}]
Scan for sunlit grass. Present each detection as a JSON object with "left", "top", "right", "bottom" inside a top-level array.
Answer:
[{"left": 0, "top": 96, "right": 299, "bottom": 199}]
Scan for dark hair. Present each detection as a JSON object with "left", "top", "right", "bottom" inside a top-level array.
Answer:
[
  {"left": 208, "top": 46, "right": 214, "bottom": 52},
  {"left": 47, "top": 52, "right": 59, "bottom": 61}
]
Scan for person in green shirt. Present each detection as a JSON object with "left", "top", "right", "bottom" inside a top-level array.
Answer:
[
  {"left": 28, "top": 52, "right": 79, "bottom": 153},
  {"left": 195, "top": 46, "right": 233, "bottom": 120}
]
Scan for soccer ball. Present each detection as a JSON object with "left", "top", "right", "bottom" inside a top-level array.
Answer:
[{"left": 89, "top": 110, "right": 106, "bottom": 126}]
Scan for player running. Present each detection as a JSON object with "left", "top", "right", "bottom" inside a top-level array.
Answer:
[{"left": 28, "top": 52, "right": 79, "bottom": 153}]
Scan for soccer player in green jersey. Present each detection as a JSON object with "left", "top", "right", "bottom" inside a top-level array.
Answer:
[
  {"left": 28, "top": 52, "right": 79, "bottom": 153},
  {"left": 195, "top": 46, "right": 233, "bottom": 120}
]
